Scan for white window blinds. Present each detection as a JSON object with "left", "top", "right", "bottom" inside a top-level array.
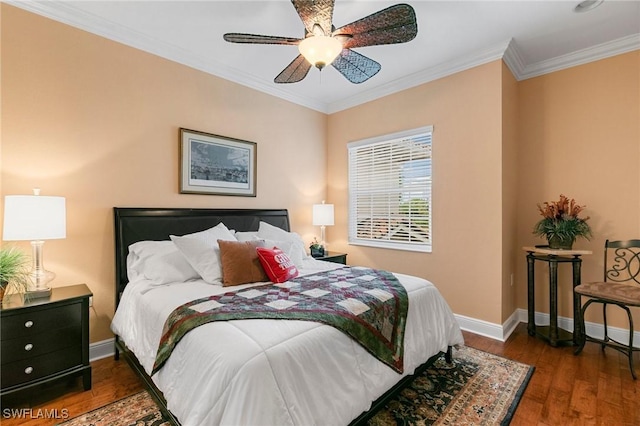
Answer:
[{"left": 348, "top": 126, "right": 432, "bottom": 252}]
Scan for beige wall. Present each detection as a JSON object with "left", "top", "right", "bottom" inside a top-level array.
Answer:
[
  {"left": 2, "top": 4, "right": 639, "bottom": 342},
  {"left": 501, "top": 62, "right": 519, "bottom": 323},
  {"left": 327, "top": 61, "right": 506, "bottom": 325},
  {"left": 1, "top": 5, "right": 328, "bottom": 342},
  {"left": 516, "top": 51, "right": 640, "bottom": 329}
]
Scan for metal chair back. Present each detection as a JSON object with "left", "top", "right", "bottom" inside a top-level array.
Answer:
[{"left": 604, "top": 239, "right": 640, "bottom": 285}]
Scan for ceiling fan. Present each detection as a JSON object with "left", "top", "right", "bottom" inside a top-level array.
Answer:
[{"left": 223, "top": 0, "right": 417, "bottom": 84}]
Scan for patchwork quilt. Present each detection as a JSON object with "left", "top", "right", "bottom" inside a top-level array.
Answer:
[{"left": 152, "top": 266, "right": 409, "bottom": 375}]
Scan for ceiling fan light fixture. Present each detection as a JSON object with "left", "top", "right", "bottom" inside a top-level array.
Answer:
[
  {"left": 224, "top": 2, "right": 417, "bottom": 84},
  {"left": 298, "top": 35, "right": 342, "bottom": 70}
]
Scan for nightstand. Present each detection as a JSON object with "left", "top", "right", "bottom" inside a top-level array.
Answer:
[
  {"left": 0, "top": 284, "right": 92, "bottom": 397},
  {"left": 314, "top": 251, "right": 347, "bottom": 265}
]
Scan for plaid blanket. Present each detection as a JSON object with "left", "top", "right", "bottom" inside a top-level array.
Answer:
[{"left": 152, "top": 266, "right": 409, "bottom": 375}]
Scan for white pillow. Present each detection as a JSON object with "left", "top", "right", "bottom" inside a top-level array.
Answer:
[
  {"left": 170, "top": 222, "right": 237, "bottom": 285},
  {"left": 180, "top": 222, "right": 237, "bottom": 245},
  {"left": 235, "top": 231, "right": 259, "bottom": 242},
  {"left": 127, "top": 240, "right": 199, "bottom": 285},
  {"left": 257, "top": 222, "right": 307, "bottom": 268},
  {"left": 233, "top": 233, "right": 296, "bottom": 267}
]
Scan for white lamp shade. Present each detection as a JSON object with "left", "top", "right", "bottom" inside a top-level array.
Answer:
[
  {"left": 3, "top": 195, "right": 66, "bottom": 241},
  {"left": 313, "top": 203, "right": 335, "bottom": 226}
]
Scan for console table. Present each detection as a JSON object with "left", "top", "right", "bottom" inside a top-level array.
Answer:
[{"left": 523, "top": 246, "right": 592, "bottom": 347}]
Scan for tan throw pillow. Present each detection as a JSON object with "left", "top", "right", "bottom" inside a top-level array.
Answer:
[{"left": 218, "top": 240, "right": 269, "bottom": 287}]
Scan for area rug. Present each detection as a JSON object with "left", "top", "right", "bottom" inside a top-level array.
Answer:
[
  {"left": 367, "top": 346, "right": 534, "bottom": 425},
  {"left": 57, "top": 391, "right": 171, "bottom": 426},
  {"left": 58, "top": 347, "right": 533, "bottom": 426}
]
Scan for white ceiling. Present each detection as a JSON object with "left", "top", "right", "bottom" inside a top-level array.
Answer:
[{"left": 8, "top": 1, "right": 640, "bottom": 113}]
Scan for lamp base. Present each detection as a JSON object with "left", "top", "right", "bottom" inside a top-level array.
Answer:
[
  {"left": 27, "top": 266, "right": 55, "bottom": 299},
  {"left": 26, "top": 286, "right": 52, "bottom": 299}
]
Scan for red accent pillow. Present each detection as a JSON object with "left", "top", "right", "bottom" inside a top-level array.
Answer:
[{"left": 256, "top": 246, "right": 299, "bottom": 283}]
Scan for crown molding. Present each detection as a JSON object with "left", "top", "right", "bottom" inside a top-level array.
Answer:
[
  {"left": 327, "top": 40, "right": 512, "bottom": 114},
  {"left": 502, "top": 39, "right": 527, "bottom": 81},
  {"left": 6, "top": 1, "right": 639, "bottom": 114},
  {"left": 510, "top": 33, "right": 640, "bottom": 81}
]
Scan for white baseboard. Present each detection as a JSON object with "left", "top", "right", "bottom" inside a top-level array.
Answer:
[
  {"left": 90, "top": 337, "right": 115, "bottom": 362},
  {"left": 514, "top": 308, "right": 640, "bottom": 348},
  {"left": 454, "top": 309, "right": 521, "bottom": 342},
  {"left": 456, "top": 308, "right": 640, "bottom": 349},
  {"left": 90, "top": 310, "right": 640, "bottom": 361},
  {"left": 454, "top": 314, "right": 508, "bottom": 341}
]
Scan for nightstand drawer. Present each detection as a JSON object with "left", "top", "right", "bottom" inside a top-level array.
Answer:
[
  {"left": 1, "top": 303, "right": 81, "bottom": 340},
  {"left": 1, "top": 325, "right": 81, "bottom": 364},
  {"left": 1, "top": 347, "right": 82, "bottom": 388}
]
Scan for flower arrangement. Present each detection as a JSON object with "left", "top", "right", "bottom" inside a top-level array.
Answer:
[
  {"left": 309, "top": 237, "right": 325, "bottom": 257},
  {"left": 533, "top": 194, "right": 592, "bottom": 249}
]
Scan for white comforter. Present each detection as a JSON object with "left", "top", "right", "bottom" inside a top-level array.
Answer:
[{"left": 111, "top": 259, "right": 464, "bottom": 426}]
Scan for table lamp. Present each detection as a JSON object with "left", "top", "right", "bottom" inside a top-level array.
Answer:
[
  {"left": 312, "top": 201, "right": 334, "bottom": 249},
  {"left": 2, "top": 189, "right": 66, "bottom": 298}
]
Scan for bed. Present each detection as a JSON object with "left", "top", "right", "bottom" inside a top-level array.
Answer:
[{"left": 111, "top": 207, "right": 464, "bottom": 426}]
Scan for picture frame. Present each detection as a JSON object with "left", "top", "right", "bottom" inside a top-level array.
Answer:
[{"left": 180, "top": 128, "right": 257, "bottom": 196}]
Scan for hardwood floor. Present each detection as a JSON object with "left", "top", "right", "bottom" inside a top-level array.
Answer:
[
  {"left": 466, "top": 324, "right": 640, "bottom": 426},
  {"left": 1, "top": 353, "right": 145, "bottom": 426},
  {"left": 1, "top": 322, "right": 638, "bottom": 425}
]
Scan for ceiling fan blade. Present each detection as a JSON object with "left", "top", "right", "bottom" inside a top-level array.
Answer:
[
  {"left": 332, "top": 49, "right": 381, "bottom": 84},
  {"left": 292, "top": 0, "right": 335, "bottom": 36},
  {"left": 275, "top": 55, "right": 313, "bottom": 83},
  {"left": 334, "top": 4, "right": 417, "bottom": 49},
  {"left": 223, "top": 33, "right": 301, "bottom": 45}
]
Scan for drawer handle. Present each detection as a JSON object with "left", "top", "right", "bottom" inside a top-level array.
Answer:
[
  {"left": 24, "top": 343, "right": 34, "bottom": 351},
  {"left": 24, "top": 320, "right": 34, "bottom": 328},
  {"left": 24, "top": 366, "right": 33, "bottom": 375}
]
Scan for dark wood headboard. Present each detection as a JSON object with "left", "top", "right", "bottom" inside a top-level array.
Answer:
[{"left": 113, "top": 207, "right": 290, "bottom": 307}]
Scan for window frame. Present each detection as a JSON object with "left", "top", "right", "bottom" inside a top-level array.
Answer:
[{"left": 347, "top": 125, "right": 433, "bottom": 253}]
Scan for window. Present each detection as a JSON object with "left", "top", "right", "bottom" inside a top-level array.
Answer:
[{"left": 348, "top": 126, "right": 432, "bottom": 252}]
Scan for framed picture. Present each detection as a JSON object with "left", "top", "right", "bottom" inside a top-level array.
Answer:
[{"left": 180, "top": 128, "right": 257, "bottom": 196}]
